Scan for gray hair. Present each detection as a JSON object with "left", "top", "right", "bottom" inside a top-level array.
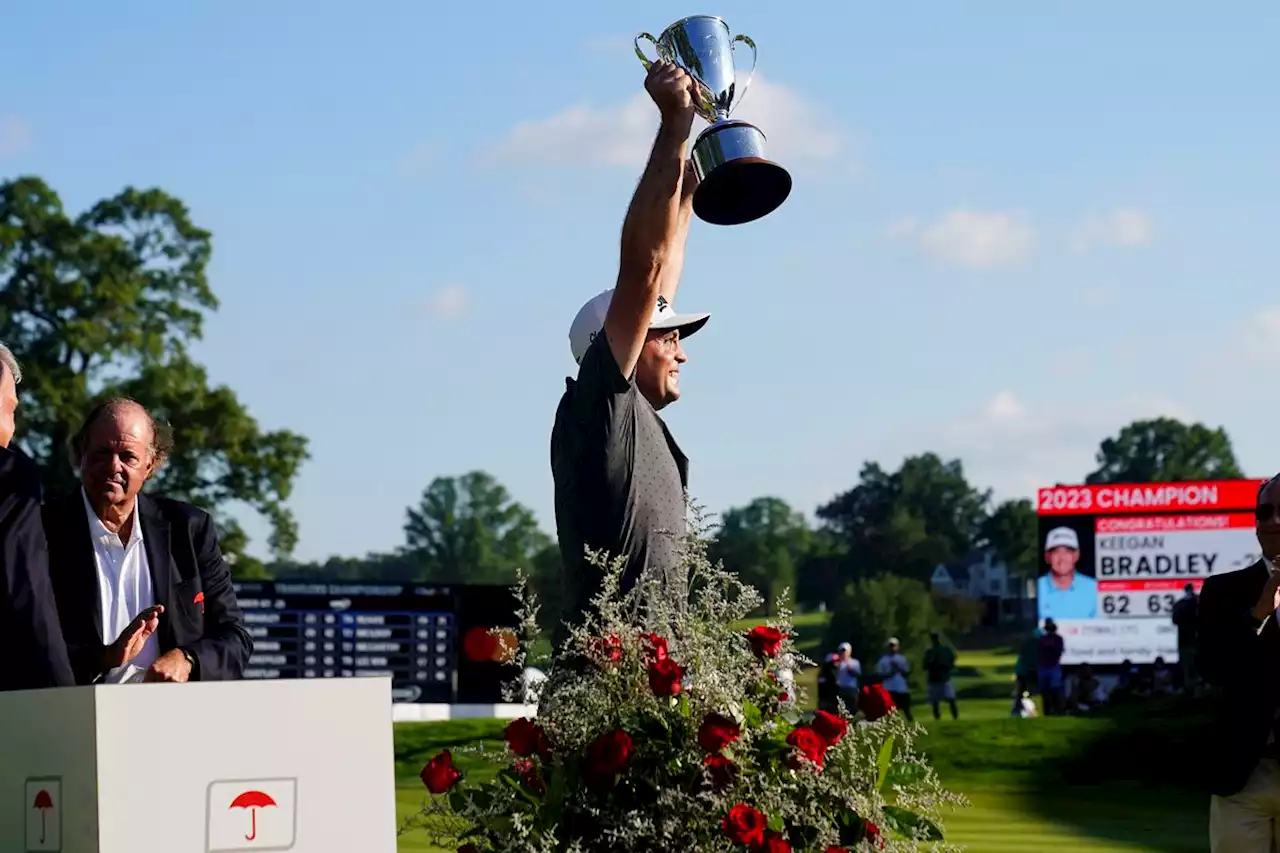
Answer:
[{"left": 0, "top": 342, "right": 22, "bottom": 385}]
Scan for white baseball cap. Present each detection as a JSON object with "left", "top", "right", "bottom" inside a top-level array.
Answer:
[
  {"left": 568, "top": 289, "right": 710, "bottom": 365},
  {"left": 1045, "top": 526, "right": 1080, "bottom": 552}
]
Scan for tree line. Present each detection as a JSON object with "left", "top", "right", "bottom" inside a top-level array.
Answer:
[{"left": 0, "top": 177, "right": 1251, "bottom": 660}]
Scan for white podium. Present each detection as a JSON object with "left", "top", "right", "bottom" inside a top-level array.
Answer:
[{"left": 0, "top": 677, "right": 396, "bottom": 853}]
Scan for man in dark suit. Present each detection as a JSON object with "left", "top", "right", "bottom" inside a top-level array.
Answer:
[
  {"left": 0, "top": 345, "right": 76, "bottom": 690},
  {"left": 44, "top": 397, "right": 252, "bottom": 684},
  {"left": 1198, "top": 473, "right": 1280, "bottom": 852}
]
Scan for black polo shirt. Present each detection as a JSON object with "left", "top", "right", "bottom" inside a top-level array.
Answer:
[{"left": 550, "top": 332, "right": 689, "bottom": 651}]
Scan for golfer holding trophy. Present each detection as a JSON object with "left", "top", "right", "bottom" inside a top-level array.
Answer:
[{"left": 549, "top": 16, "right": 787, "bottom": 657}]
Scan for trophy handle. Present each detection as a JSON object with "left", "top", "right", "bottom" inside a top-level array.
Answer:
[
  {"left": 730, "top": 34, "right": 758, "bottom": 113},
  {"left": 634, "top": 32, "right": 660, "bottom": 70}
]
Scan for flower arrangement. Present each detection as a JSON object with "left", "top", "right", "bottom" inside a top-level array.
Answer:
[{"left": 407, "top": 509, "right": 964, "bottom": 852}]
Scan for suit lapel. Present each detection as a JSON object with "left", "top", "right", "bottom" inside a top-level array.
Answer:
[{"left": 137, "top": 495, "right": 175, "bottom": 649}]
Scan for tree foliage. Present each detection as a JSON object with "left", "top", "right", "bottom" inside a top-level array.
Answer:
[
  {"left": 816, "top": 453, "right": 991, "bottom": 583},
  {"left": 403, "top": 470, "right": 551, "bottom": 584},
  {"left": 977, "top": 498, "right": 1038, "bottom": 579},
  {"left": 0, "top": 176, "right": 308, "bottom": 563},
  {"left": 710, "top": 496, "right": 810, "bottom": 614},
  {"left": 1085, "top": 417, "right": 1243, "bottom": 484},
  {"left": 823, "top": 574, "right": 937, "bottom": 679}
]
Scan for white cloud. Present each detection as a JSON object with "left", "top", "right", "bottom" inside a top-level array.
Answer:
[
  {"left": 424, "top": 285, "right": 468, "bottom": 320},
  {"left": 934, "top": 391, "right": 1191, "bottom": 500},
  {"left": 0, "top": 117, "right": 31, "bottom": 157},
  {"left": 398, "top": 144, "right": 434, "bottom": 177},
  {"left": 484, "top": 73, "right": 848, "bottom": 171},
  {"left": 1233, "top": 307, "right": 1280, "bottom": 362},
  {"left": 1073, "top": 208, "right": 1154, "bottom": 251},
  {"left": 891, "top": 210, "right": 1035, "bottom": 269}
]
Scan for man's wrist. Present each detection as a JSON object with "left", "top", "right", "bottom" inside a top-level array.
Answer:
[
  {"left": 656, "top": 119, "right": 691, "bottom": 149},
  {"left": 179, "top": 646, "right": 199, "bottom": 680}
]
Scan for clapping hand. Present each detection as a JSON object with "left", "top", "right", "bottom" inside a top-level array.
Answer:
[{"left": 104, "top": 605, "right": 163, "bottom": 669}]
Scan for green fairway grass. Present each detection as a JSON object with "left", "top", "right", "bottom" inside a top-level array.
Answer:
[{"left": 391, "top": 621, "right": 1210, "bottom": 851}]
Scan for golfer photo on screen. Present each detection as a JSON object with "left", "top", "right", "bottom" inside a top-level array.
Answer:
[{"left": 1038, "top": 526, "right": 1097, "bottom": 619}]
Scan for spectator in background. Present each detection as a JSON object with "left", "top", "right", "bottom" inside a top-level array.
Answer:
[
  {"left": 817, "top": 651, "right": 839, "bottom": 713},
  {"left": 876, "top": 637, "right": 913, "bottom": 721},
  {"left": 1037, "top": 618, "right": 1066, "bottom": 715},
  {"left": 1068, "top": 663, "right": 1106, "bottom": 713},
  {"left": 835, "top": 642, "right": 862, "bottom": 711},
  {"left": 1171, "top": 582, "right": 1199, "bottom": 694},
  {"left": 1151, "top": 656, "right": 1175, "bottom": 695},
  {"left": 923, "top": 631, "right": 959, "bottom": 720},
  {"left": 1014, "top": 631, "right": 1039, "bottom": 698}
]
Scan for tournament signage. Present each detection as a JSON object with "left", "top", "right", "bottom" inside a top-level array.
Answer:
[
  {"left": 232, "top": 581, "right": 521, "bottom": 704},
  {"left": 1036, "top": 479, "right": 1263, "bottom": 664}
]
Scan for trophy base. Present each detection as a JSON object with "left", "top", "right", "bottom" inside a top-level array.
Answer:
[{"left": 690, "top": 120, "right": 792, "bottom": 226}]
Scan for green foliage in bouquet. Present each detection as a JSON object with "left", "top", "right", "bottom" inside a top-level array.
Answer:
[{"left": 409, "top": 507, "right": 966, "bottom": 852}]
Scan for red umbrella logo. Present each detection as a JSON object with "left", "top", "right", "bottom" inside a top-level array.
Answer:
[
  {"left": 229, "top": 789, "right": 276, "bottom": 841},
  {"left": 31, "top": 789, "right": 53, "bottom": 844}
]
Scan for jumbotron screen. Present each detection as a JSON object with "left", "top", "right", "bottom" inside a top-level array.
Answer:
[
  {"left": 231, "top": 581, "right": 521, "bottom": 703},
  {"left": 1035, "top": 479, "right": 1264, "bottom": 664}
]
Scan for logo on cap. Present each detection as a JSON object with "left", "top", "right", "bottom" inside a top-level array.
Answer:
[{"left": 656, "top": 295, "right": 669, "bottom": 313}]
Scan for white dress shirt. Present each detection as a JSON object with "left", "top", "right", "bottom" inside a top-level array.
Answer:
[{"left": 82, "top": 490, "right": 159, "bottom": 683}]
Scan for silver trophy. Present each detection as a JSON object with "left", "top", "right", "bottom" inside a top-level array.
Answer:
[{"left": 635, "top": 15, "right": 791, "bottom": 226}]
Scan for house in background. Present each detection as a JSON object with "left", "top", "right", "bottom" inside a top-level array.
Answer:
[{"left": 929, "top": 549, "right": 1035, "bottom": 626}]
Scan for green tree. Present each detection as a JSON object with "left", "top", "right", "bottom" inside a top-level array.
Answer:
[
  {"left": 1085, "top": 417, "right": 1243, "bottom": 484},
  {"left": 817, "top": 453, "right": 991, "bottom": 583},
  {"left": 710, "top": 496, "right": 810, "bottom": 614},
  {"left": 403, "top": 470, "right": 551, "bottom": 584},
  {"left": 0, "top": 176, "right": 309, "bottom": 566},
  {"left": 978, "top": 498, "right": 1038, "bottom": 579},
  {"left": 823, "top": 574, "right": 937, "bottom": 683},
  {"left": 795, "top": 528, "right": 846, "bottom": 610}
]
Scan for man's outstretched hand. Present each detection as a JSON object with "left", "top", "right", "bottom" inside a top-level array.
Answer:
[
  {"left": 645, "top": 60, "right": 699, "bottom": 137},
  {"left": 104, "top": 604, "right": 163, "bottom": 670}
]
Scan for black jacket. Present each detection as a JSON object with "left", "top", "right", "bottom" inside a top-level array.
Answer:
[
  {"left": 1197, "top": 561, "right": 1280, "bottom": 797},
  {"left": 0, "top": 447, "right": 75, "bottom": 690},
  {"left": 43, "top": 491, "right": 253, "bottom": 684}
]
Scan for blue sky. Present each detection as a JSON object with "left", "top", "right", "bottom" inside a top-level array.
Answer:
[{"left": 2, "top": 2, "right": 1278, "bottom": 561}]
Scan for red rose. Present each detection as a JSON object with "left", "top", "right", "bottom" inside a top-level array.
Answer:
[
  {"left": 584, "top": 728, "right": 633, "bottom": 785},
  {"left": 697, "top": 713, "right": 741, "bottom": 752},
  {"left": 702, "top": 754, "right": 737, "bottom": 790},
  {"left": 721, "top": 803, "right": 767, "bottom": 847},
  {"left": 778, "top": 691, "right": 790, "bottom": 702},
  {"left": 859, "top": 684, "right": 897, "bottom": 721},
  {"left": 648, "top": 656, "right": 685, "bottom": 696},
  {"left": 590, "top": 634, "right": 624, "bottom": 664},
  {"left": 865, "top": 821, "right": 883, "bottom": 848},
  {"left": 761, "top": 831, "right": 792, "bottom": 853},
  {"left": 640, "top": 632, "right": 669, "bottom": 662},
  {"left": 811, "top": 709, "right": 849, "bottom": 746},
  {"left": 786, "top": 724, "right": 828, "bottom": 768},
  {"left": 824, "top": 848, "right": 848, "bottom": 853},
  {"left": 421, "top": 750, "right": 462, "bottom": 794},
  {"left": 746, "top": 625, "right": 786, "bottom": 657},
  {"left": 513, "top": 757, "right": 545, "bottom": 794},
  {"left": 504, "top": 717, "right": 549, "bottom": 757}
]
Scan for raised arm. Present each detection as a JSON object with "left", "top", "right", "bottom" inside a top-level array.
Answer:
[
  {"left": 603, "top": 60, "right": 698, "bottom": 379},
  {"left": 659, "top": 161, "right": 698, "bottom": 304}
]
